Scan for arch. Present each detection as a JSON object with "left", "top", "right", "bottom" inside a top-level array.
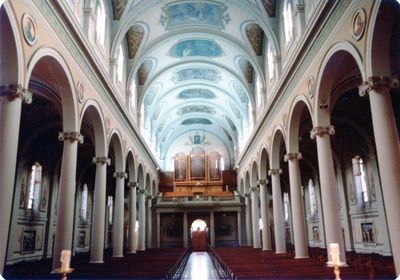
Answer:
[
  {"left": 245, "top": 171, "right": 251, "bottom": 193},
  {"left": 108, "top": 129, "right": 125, "bottom": 172},
  {"left": 126, "top": 149, "right": 136, "bottom": 182},
  {"left": 287, "top": 94, "right": 313, "bottom": 152},
  {"left": 137, "top": 163, "right": 145, "bottom": 189},
  {"left": 270, "top": 125, "right": 286, "bottom": 168},
  {"left": 80, "top": 99, "right": 107, "bottom": 156},
  {"left": 1, "top": 3, "right": 24, "bottom": 85},
  {"left": 239, "top": 177, "right": 245, "bottom": 194},
  {"left": 26, "top": 47, "right": 79, "bottom": 131},
  {"left": 259, "top": 145, "right": 269, "bottom": 180},
  {"left": 145, "top": 173, "right": 151, "bottom": 193},
  {"left": 251, "top": 160, "right": 258, "bottom": 187},
  {"left": 314, "top": 41, "right": 365, "bottom": 126}
]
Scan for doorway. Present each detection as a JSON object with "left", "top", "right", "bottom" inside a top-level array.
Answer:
[{"left": 190, "top": 219, "right": 207, "bottom": 251}]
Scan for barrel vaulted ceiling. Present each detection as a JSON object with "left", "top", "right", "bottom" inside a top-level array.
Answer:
[{"left": 112, "top": 0, "right": 278, "bottom": 170}]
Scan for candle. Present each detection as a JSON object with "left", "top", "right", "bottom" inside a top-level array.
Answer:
[
  {"left": 60, "top": 250, "right": 71, "bottom": 271},
  {"left": 329, "top": 243, "right": 340, "bottom": 266}
]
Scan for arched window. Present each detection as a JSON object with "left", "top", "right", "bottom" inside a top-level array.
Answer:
[
  {"left": 267, "top": 43, "right": 275, "bottom": 80},
  {"left": 283, "top": 192, "right": 289, "bottom": 221},
  {"left": 283, "top": 1, "right": 294, "bottom": 44},
  {"left": 81, "top": 184, "right": 88, "bottom": 222},
  {"left": 107, "top": 195, "right": 113, "bottom": 224},
  {"left": 95, "top": 0, "right": 106, "bottom": 46},
  {"left": 117, "top": 45, "right": 124, "bottom": 83},
  {"left": 27, "top": 162, "right": 42, "bottom": 210},
  {"left": 352, "top": 155, "right": 369, "bottom": 203},
  {"left": 308, "top": 179, "right": 317, "bottom": 217}
]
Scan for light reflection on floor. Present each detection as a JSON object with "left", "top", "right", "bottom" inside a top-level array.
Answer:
[{"left": 181, "top": 252, "right": 219, "bottom": 280}]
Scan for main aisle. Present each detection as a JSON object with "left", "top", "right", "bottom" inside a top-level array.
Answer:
[{"left": 181, "top": 252, "right": 219, "bottom": 280}]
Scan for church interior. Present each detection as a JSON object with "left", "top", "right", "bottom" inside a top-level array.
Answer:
[{"left": 1, "top": 0, "right": 400, "bottom": 279}]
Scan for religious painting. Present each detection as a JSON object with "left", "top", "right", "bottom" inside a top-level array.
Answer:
[
  {"left": 312, "top": 226, "right": 320, "bottom": 242},
  {"left": 361, "top": 222, "right": 375, "bottom": 243},
  {"left": 215, "top": 224, "right": 231, "bottom": 236},
  {"left": 352, "top": 9, "right": 366, "bottom": 41},
  {"left": 21, "top": 229, "right": 36, "bottom": 253},
  {"left": 178, "top": 89, "right": 215, "bottom": 99},
  {"left": 169, "top": 39, "right": 223, "bottom": 58},
  {"left": 22, "top": 13, "right": 37, "bottom": 46},
  {"left": 78, "top": 231, "right": 86, "bottom": 248},
  {"left": 173, "top": 68, "right": 221, "bottom": 83},
  {"left": 19, "top": 176, "right": 27, "bottom": 209}
]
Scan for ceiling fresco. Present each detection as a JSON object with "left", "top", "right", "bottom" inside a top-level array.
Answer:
[{"left": 116, "top": 0, "right": 274, "bottom": 170}]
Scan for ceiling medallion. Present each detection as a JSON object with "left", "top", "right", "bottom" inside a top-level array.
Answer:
[
  {"left": 22, "top": 13, "right": 38, "bottom": 46},
  {"left": 352, "top": 9, "right": 366, "bottom": 41}
]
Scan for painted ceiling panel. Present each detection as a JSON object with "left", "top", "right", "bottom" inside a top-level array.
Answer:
[{"left": 169, "top": 39, "right": 224, "bottom": 58}]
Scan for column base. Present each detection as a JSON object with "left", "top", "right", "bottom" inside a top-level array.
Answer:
[
  {"left": 112, "top": 255, "right": 124, "bottom": 258},
  {"left": 295, "top": 255, "right": 309, "bottom": 259},
  {"left": 127, "top": 250, "right": 137, "bottom": 254},
  {"left": 262, "top": 248, "right": 273, "bottom": 251},
  {"left": 275, "top": 251, "right": 287, "bottom": 254},
  {"left": 89, "top": 260, "right": 104, "bottom": 264}
]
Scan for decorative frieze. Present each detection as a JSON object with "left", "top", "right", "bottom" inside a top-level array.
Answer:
[
  {"left": 284, "top": 152, "right": 302, "bottom": 162},
  {"left": 359, "top": 76, "right": 400, "bottom": 97},
  {"left": 310, "top": 125, "right": 335, "bottom": 139},
  {"left": 113, "top": 172, "right": 127, "bottom": 179},
  {"left": 268, "top": 169, "right": 282, "bottom": 176},
  {"left": 0, "top": 84, "right": 32, "bottom": 104},
  {"left": 92, "top": 157, "right": 111, "bottom": 165},
  {"left": 58, "top": 132, "right": 84, "bottom": 143}
]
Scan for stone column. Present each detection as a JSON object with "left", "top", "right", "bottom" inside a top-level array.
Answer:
[
  {"left": 146, "top": 195, "right": 152, "bottom": 248},
  {"left": 183, "top": 212, "right": 188, "bottom": 248},
  {"left": 52, "top": 132, "right": 83, "bottom": 269},
  {"left": 245, "top": 193, "right": 252, "bottom": 245},
  {"left": 210, "top": 211, "right": 215, "bottom": 247},
  {"left": 112, "top": 172, "right": 127, "bottom": 257},
  {"left": 90, "top": 157, "right": 110, "bottom": 263},
  {"left": 269, "top": 168, "right": 286, "bottom": 253},
  {"left": 259, "top": 179, "right": 271, "bottom": 251},
  {"left": 284, "top": 153, "right": 308, "bottom": 258},
  {"left": 156, "top": 213, "right": 161, "bottom": 248},
  {"left": 0, "top": 85, "right": 31, "bottom": 274},
  {"left": 137, "top": 189, "right": 146, "bottom": 251},
  {"left": 237, "top": 211, "right": 242, "bottom": 246},
  {"left": 310, "top": 125, "right": 346, "bottom": 264},
  {"left": 127, "top": 182, "right": 137, "bottom": 253},
  {"left": 251, "top": 186, "right": 261, "bottom": 248},
  {"left": 359, "top": 76, "right": 400, "bottom": 273}
]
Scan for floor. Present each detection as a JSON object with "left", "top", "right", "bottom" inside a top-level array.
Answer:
[{"left": 181, "top": 252, "right": 219, "bottom": 280}]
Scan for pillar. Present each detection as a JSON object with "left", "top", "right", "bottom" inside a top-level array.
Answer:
[
  {"left": 259, "top": 179, "right": 271, "bottom": 251},
  {"left": 137, "top": 189, "right": 146, "bottom": 250},
  {"left": 146, "top": 195, "right": 152, "bottom": 248},
  {"left": 359, "top": 76, "right": 400, "bottom": 274},
  {"left": 310, "top": 125, "right": 346, "bottom": 264},
  {"left": 112, "top": 172, "right": 127, "bottom": 257},
  {"left": 245, "top": 193, "right": 253, "bottom": 245},
  {"left": 90, "top": 157, "right": 110, "bottom": 263},
  {"left": 251, "top": 186, "right": 261, "bottom": 248},
  {"left": 269, "top": 168, "right": 286, "bottom": 253},
  {"left": 127, "top": 182, "right": 137, "bottom": 253},
  {"left": 237, "top": 211, "right": 242, "bottom": 246},
  {"left": 210, "top": 211, "right": 215, "bottom": 247},
  {"left": 183, "top": 212, "right": 188, "bottom": 248},
  {"left": 52, "top": 132, "right": 83, "bottom": 269},
  {"left": 0, "top": 85, "right": 31, "bottom": 274},
  {"left": 156, "top": 213, "right": 160, "bottom": 248},
  {"left": 284, "top": 153, "right": 308, "bottom": 258}
]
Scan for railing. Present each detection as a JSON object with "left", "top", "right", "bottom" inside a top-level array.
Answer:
[
  {"left": 207, "top": 246, "right": 235, "bottom": 280},
  {"left": 165, "top": 247, "right": 191, "bottom": 280}
]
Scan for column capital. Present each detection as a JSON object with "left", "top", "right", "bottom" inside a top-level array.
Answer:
[
  {"left": 251, "top": 186, "right": 259, "bottom": 193},
  {"left": 268, "top": 168, "right": 282, "bottom": 176},
  {"left": 127, "top": 181, "right": 138, "bottom": 188},
  {"left": 113, "top": 172, "right": 127, "bottom": 179},
  {"left": 92, "top": 157, "right": 111, "bottom": 165},
  {"left": 0, "top": 84, "right": 32, "bottom": 104},
  {"left": 58, "top": 132, "right": 84, "bottom": 143},
  {"left": 310, "top": 125, "right": 335, "bottom": 139},
  {"left": 244, "top": 192, "right": 251, "bottom": 198},
  {"left": 138, "top": 189, "right": 146, "bottom": 195},
  {"left": 258, "top": 179, "right": 268, "bottom": 185},
  {"left": 359, "top": 76, "right": 400, "bottom": 97},
  {"left": 284, "top": 152, "right": 302, "bottom": 162}
]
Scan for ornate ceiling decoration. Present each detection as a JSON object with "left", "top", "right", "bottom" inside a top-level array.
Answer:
[
  {"left": 126, "top": 25, "right": 144, "bottom": 59},
  {"left": 246, "top": 23, "right": 264, "bottom": 56},
  {"left": 112, "top": 0, "right": 127, "bottom": 20},
  {"left": 261, "top": 0, "right": 276, "bottom": 17}
]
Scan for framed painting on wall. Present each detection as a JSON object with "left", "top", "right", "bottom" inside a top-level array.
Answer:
[{"left": 21, "top": 229, "right": 36, "bottom": 253}]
